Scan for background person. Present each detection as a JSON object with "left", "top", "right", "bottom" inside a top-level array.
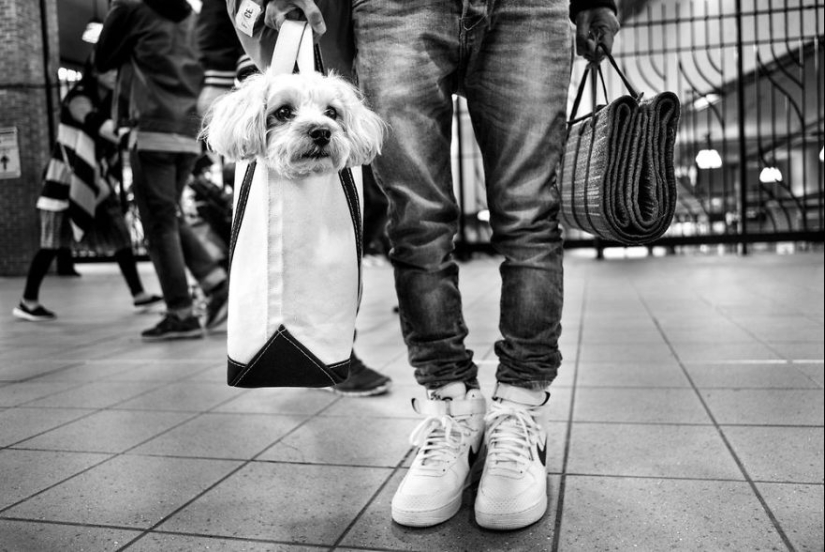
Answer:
[
  {"left": 12, "top": 58, "right": 162, "bottom": 322},
  {"left": 95, "top": 0, "right": 230, "bottom": 341}
]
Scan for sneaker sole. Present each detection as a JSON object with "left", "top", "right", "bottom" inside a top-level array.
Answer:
[
  {"left": 141, "top": 329, "right": 204, "bottom": 342},
  {"left": 475, "top": 494, "right": 548, "bottom": 530},
  {"left": 392, "top": 462, "right": 481, "bottom": 528},
  {"left": 12, "top": 308, "right": 55, "bottom": 322},
  {"left": 392, "top": 491, "right": 464, "bottom": 528},
  {"left": 321, "top": 381, "right": 392, "bottom": 397}
]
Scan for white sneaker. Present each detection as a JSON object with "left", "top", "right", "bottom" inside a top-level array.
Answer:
[
  {"left": 475, "top": 383, "right": 550, "bottom": 530},
  {"left": 391, "top": 382, "right": 486, "bottom": 527}
]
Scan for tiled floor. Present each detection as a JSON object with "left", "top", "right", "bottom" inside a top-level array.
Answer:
[{"left": 1, "top": 250, "right": 822, "bottom": 552}]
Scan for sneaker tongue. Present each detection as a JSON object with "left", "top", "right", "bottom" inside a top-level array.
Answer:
[{"left": 428, "top": 382, "right": 467, "bottom": 401}]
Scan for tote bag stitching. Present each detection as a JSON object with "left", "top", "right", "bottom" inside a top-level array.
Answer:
[{"left": 228, "top": 325, "right": 341, "bottom": 386}]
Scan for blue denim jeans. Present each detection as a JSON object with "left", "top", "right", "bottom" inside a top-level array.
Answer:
[
  {"left": 130, "top": 149, "right": 226, "bottom": 313},
  {"left": 353, "top": 0, "right": 571, "bottom": 390}
]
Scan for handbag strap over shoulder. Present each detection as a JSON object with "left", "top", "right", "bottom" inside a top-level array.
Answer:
[{"left": 568, "top": 45, "right": 640, "bottom": 124}]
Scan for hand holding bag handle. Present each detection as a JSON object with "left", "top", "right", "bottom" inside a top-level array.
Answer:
[{"left": 568, "top": 44, "right": 641, "bottom": 125}]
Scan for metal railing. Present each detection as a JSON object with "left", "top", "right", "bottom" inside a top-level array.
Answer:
[{"left": 453, "top": 0, "right": 825, "bottom": 254}]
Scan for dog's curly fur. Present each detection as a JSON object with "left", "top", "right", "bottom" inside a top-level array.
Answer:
[{"left": 203, "top": 71, "right": 385, "bottom": 179}]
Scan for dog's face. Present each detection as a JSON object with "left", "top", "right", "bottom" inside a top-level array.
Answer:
[{"left": 203, "top": 71, "right": 384, "bottom": 179}]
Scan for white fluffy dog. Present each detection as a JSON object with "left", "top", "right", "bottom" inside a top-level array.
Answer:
[{"left": 203, "top": 71, "right": 384, "bottom": 179}]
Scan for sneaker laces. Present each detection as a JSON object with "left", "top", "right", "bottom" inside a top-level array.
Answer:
[
  {"left": 409, "top": 414, "right": 472, "bottom": 473},
  {"left": 484, "top": 402, "right": 542, "bottom": 476}
]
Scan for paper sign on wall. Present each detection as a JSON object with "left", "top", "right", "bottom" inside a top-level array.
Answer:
[{"left": 0, "top": 127, "right": 22, "bottom": 180}]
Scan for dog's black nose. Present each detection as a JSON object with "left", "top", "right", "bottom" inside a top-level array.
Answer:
[{"left": 310, "top": 128, "right": 331, "bottom": 145}]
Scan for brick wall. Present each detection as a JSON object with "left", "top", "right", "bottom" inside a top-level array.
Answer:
[{"left": 0, "top": 0, "right": 59, "bottom": 276}]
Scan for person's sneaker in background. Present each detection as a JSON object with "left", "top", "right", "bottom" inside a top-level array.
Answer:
[
  {"left": 326, "top": 353, "right": 392, "bottom": 397},
  {"left": 141, "top": 314, "right": 203, "bottom": 341},
  {"left": 133, "top": 293, "right": 164, "bottom": 308},
  {"left": 12, "top": 302, "right": 57, "bottom": 321}
]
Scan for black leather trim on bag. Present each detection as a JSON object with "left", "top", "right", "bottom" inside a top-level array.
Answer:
[{"left": 228, "top": 325, "right": 349, "bottom": 388}]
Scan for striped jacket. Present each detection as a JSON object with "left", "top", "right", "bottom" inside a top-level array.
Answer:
[{"left": 36, "top": 78, "right": 111, "bottom": 241}]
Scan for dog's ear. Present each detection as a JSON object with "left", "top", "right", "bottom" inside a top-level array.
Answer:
[
  {"left": 201, "top": 74, "right": 269, "bottom": 161},
  {"left": 332, "top": 76, "right": 386, "bottom": 167}
]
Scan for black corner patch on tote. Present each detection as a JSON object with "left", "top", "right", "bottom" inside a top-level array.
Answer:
[{"left": 227, "top": 325, "right": 349, "bottom": 388}]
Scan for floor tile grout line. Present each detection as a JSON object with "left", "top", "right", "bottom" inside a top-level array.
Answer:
[
  {"left": 0, "top": 410, "right": 207, "bottom": 516},
  {"left": 329, "top": 447, "right": 418, "bottom": 551},
  {"left": 551, "top": 267, "right": 589, "bottom": 552},
  {"left": 4, "top": 360, "right": 89, "bottom": 385},
  {"left": 0, "top": 452, "right": 119, "bottom": 516},
  {"left": 635, "top": 286, "right": 799, "bottom": 552},
  {"left": 136, "top": 529, "right": 334, "bottom": 550},
  {"left": 681, "top": 274, "right": 819, "bottom": 370},
  {"left": 547, "top": 471, "right": 825, "bottom": 485},
  {"left": 116, "top": 395, "right": 346, "bottom": 551},
  {"left": 0, "top": 380, "right": 222, "bottom": 515}
]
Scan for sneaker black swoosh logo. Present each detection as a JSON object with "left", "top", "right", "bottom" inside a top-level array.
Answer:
[
  {"left": 536, "top": 441, "right": 547, "bottom": 467},
  {"left": 468, "top": 444, "right": 480, "bottom": 467}
]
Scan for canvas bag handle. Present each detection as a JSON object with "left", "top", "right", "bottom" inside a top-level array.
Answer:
[
  {"left": 268, "top": 20, "right": 317, "bottom": 76},
  {"left": 568, "top": 44, "right": 641, "bottom": 124}
]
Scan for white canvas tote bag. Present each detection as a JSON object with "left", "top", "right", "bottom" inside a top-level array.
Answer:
[{"left": 226, "top": 21, "right": 362, "bottom": 388}]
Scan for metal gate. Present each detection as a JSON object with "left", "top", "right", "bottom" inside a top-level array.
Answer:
[{"left": 454, "top": 0, "right": 825, "bottom": 253}]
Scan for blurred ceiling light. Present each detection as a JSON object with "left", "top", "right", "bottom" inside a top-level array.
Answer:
[
  {"left": 81, "top": 20, "right": 102, "bottom": 43},
  {"left": 820, "top": 147, "right": 823, "bottom": 162},
  {"left": 695, "top": 148, "right": 722, "bottom": 169},
  {"left": 692, "top": 94, "right": 721, "bottom": 111},
  {"left": 759, "top": 166, "right": 783, "bottom": 183},
  {"left": 477, "top": 209, "right": 491, "bottom": 222}
]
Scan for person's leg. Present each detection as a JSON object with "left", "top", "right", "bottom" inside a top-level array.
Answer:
[
  {"left": 460, "top": 0, "right": 572, "bottom": 529},
  {"left": 113, "top": 247, "right": 162, "bottom": 306},
  {"left": 172, "top": 153, "right": 226, "bottom": 292},
  {"left": 354, "top": 0, "right": 486, "bottom": 528},
  {"left": 56, "top": 247, "right": 80, "bottom": 276},
  {"left": 21, "top": 249, "right": 58, "bottom": 304},
  {"left": 130, "top": 149, "right": 202, "bottom": 339},
  {"left": 169, "top": 153, "right": 229, "bottom": 328},
  {"left": 14, "top": 209, "right": 72, "bottom": 320},
  {"left": 131, "top": 149, "right": 194, "bottom": 314},
  {"left": 354, "top": 0, "right": 476, "bottom": 390},
  {"left": 12, "top": 247, "right": 60, "bottom": 321},
  {"left": 464, "top": 0, "right": 570, "bottom": 390},
  {"left": 97, "top": 193, "right": 162, "bottom": 306}
]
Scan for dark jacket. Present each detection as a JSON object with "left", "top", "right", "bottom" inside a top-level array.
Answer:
[
  {"left": 95, "top": 0, "right": 203, "bottom": 138},
  {"left": 197, "top": 0, "right": 249, "bottom": 89}
]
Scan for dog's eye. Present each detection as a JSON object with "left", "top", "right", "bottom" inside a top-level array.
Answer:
[
  {"left": 324, "top": 107, "right": 338, "bottom": 120},
  {"left": 273, "top": 106, "right": 295, "bottom": 122}
]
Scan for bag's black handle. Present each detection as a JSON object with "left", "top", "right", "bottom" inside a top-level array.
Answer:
[{"left": 569, "top": 44, "right": 640, "bottom": 124}]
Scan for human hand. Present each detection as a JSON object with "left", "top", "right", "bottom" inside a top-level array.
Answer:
[
  {"left": 264, "top": 0, "right": 326, "bottom": 38},
  {"left": 575, "top": 7, "right": 620, "bottom": 63}
]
